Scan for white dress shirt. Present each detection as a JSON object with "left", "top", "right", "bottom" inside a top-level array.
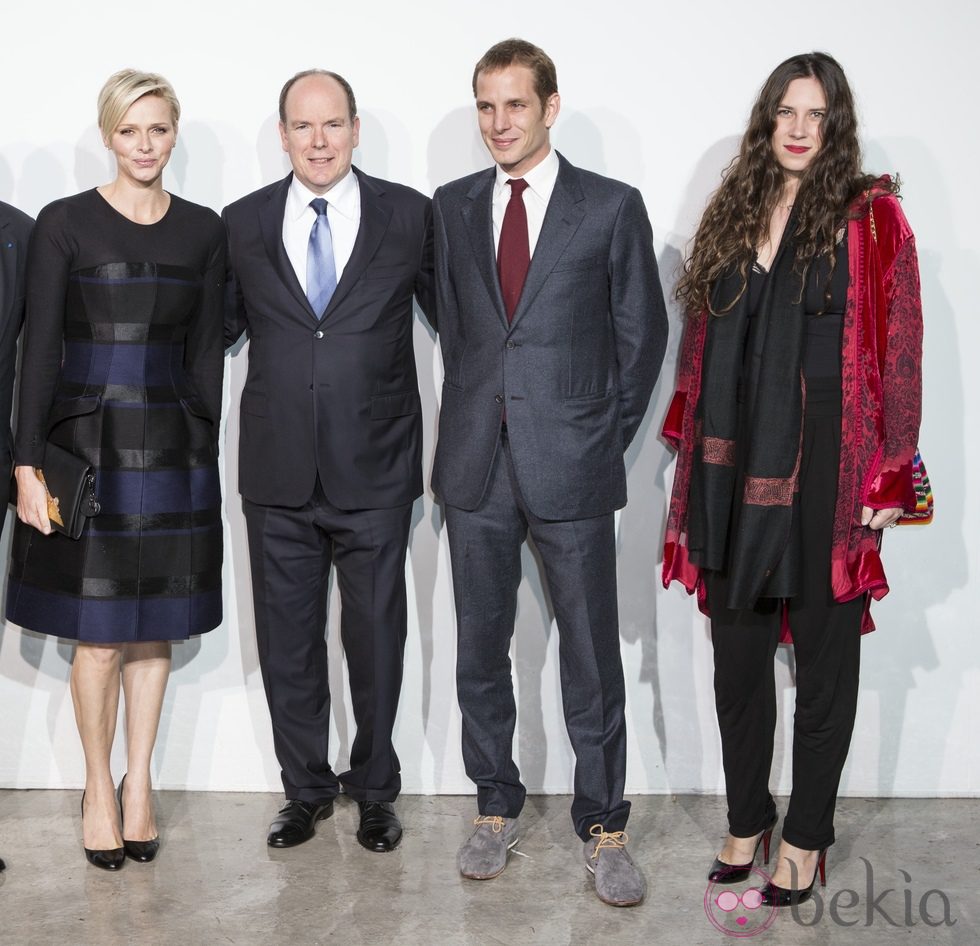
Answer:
[
  {"left": 282, "top": 169, "right": 361, "bottom": 295},
  {"left": 491, "top": 147, "right": 560, "bottom": 258}
]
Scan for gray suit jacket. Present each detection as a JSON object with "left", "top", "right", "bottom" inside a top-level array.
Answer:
[
  {"left": 431, "top": 153, "right": 668, "bottom": 519},
  {"left": 0, "top": 201, "right": 33, "bottom": 491}
]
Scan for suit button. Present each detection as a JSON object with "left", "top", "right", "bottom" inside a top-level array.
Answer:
[
  {"left": 314, "top": 330, "right": 324, "bottom": 339},
  {"left": 505, "top": 340, "right": 516, "bottom": 350},
  {"left": 494, "top": 394, "right": 503, "bottom": 404}
]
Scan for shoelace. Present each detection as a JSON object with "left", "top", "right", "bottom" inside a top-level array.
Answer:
[
  {"left": 473, "top": 815, "right": 506, "bottom": 833},
  {"left": 589, "top": 824, "right": 629, "bottom": 860}
]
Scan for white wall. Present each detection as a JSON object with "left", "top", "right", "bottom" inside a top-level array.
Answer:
[{"left": 0, "top": 0, "right": 976, "bottom": 797}]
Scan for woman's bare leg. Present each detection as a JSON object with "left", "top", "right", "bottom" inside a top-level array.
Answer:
[
  {"left": 118, "top": 640, "right": 171, "bottom": 841},
  {"left": 71, "top": 643, "right": 124, "bottom": 850}
]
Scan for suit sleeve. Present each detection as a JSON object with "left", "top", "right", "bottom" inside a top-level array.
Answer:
[
  {"left": 184, "top": 220, "right": 226, "bottom": 438},
  {"left": 608, "top": 187, "right": 669, "bottom": 450},
  {"left": 863, "top": 229, "right": 923, "bottom": 511},
  {"left": 0, "top": 212, "right": 33, "bottom": 475},
  {"left": 432, "top": 189, "right": 458, "bottom": 338},
  {"left": 222, "top": 207, "right": 249, "bottom": 349},
  {"left": 414, "top": 198, "right": 436, "bottom": 332},
  {"left": 13, "top": 202, "right": 74, "bottom": 467}
]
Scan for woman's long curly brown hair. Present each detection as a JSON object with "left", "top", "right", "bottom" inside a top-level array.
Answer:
[{"left": 675, "top": 52, "right": 898, "bottom": 314}]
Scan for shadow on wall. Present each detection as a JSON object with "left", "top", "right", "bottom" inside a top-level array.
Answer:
[
  {"left": 553, "top": 107, "right": 646, "bottom": 187},
  {"left": 426, "top": 107, "right": 488, "bottom": 194},
  {"left": 407, "top": 292, "right": 446, "bottom": 781},
  {"left": 170, "top": 120, "right": 227, "bottom": 208},
  {"left": 74, "top": 125, "right": 112, "bottom": 192},
  {"left": 224, "top": 334, "right": 282, "bottom": 791},
  {"left": 14, "top": 149, "right": 70, "bottom": 216},
  {"left": 627, "top": 135, "right": 743, "bottom": 808},
  {"left": 0, "top": 154, "right": 12, "bottom": 201},
  {"left": 256, "top": 113, "right": 291, "bottom": 186}
]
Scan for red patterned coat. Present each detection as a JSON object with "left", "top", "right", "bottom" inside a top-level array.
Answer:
[{"left": 661, "top": 181, "right": 923, "bottom": 634}]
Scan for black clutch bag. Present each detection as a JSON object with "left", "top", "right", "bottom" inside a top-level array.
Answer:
[{"left": 30, "top": 442, "right": 100, "bottom": 539}]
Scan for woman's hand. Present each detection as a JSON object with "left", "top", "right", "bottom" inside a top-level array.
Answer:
[
  {"left": 14, "top": 465, "right": 53, "bottom": 535},
  {"left": 861, "top": 506, "right": 903, "bottom": 530}
]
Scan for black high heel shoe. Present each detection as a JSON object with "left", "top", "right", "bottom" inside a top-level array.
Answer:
[
  {"left": 117, "top": 774, "right": 161, "bottom": 863},
  {"left": 80, "top": 792, "right": 125, "bottom": 871},
  {"left": 758, "top": 847, "right": 828, "bottom": 906},
  {"left": 707, "top": 812, "right": 778, "bottom": 884}
]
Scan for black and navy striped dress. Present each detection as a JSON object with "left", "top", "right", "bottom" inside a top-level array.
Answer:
[{"left": 7, "top": 190, "right": 224, "bottom": 642}]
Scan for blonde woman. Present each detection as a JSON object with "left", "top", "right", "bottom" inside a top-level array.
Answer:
[{"left": 9, "top": 70, "right": 224, "bottom": 870}]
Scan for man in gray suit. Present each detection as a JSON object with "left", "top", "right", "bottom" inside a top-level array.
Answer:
[
  {"left": 0, "top": 197, "right": 33, "bottom": 875},
  {"left": 432, "top": 39, "right": 668, "bottom": 906}
]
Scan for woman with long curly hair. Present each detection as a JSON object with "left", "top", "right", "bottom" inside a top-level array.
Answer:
[{"left": 662, "top": 52, "right": 923, "bottom": 905}]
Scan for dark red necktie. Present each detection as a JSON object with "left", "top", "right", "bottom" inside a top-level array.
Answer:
[{"left": 497, "top": 178, "right": 530, "bottom": 323}]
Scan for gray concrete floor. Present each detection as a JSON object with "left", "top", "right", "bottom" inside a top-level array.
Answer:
[{"left": 0, "top": 791, "right": 975, "bottom": 945}]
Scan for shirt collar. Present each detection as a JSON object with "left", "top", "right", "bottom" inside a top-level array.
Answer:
[
  {"left": 494, "top": 147, "right": 560, "bottom": 199},
  {"left": 286, "top": 167, "right": 359, "bottom": 221}
]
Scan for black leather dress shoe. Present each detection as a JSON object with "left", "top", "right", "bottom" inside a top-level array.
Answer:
[
  {"left": 267, "top": 799, "right": 334, "bottom": 848},
  {"left": 356, "top": 801, "right": 402, "bottom": 852}
]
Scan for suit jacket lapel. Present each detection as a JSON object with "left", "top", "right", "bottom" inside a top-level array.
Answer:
[
  {"left": 321, "top": 167, "right": 391, "bottom": 320},
  {"left": 509, "top": 155, "right": 586, "bottom": 330},
  {"left": 257, "top": 174, "right": 317, "bottom": 318},
  {"left": 460, "top": 170, "right": 508, "bottom": 330}
]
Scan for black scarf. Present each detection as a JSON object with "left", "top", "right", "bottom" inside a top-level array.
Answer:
[{"left": 687, "top": 228, "right": 806, "bottom": 610}]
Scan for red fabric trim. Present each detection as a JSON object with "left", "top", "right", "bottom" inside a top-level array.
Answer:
[
  {"left": 743, "top": 475, "right": 795, "bottom": 506},
  {"left": 661, "top": 390, "right": 685, "bottom": 449},
  {"left": 864, "top": 458, "right": 916, "bottom": 509},
  {"left": 702, "top": 436, "right": 736, "bottom": 466},
  {"left": 662, "top": 539, "right": 700, "bottom": 593}
]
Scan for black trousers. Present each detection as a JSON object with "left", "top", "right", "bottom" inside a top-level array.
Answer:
[
  {"left": 243, "top": 483, "right": 412, "bottom": 803},
  {"left": 706, "top": 382, "right": 864, "bottom": 851},
  {"left": 446, "top": 432, "right": 630, "bottom": 841}
]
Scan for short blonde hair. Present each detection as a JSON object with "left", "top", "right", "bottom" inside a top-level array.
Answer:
[{"left": 97, "top": 69, "right": 180, "bottom": 140}]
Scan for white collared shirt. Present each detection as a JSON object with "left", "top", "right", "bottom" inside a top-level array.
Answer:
[
  {"left": 282, "top": 170, "right": 361, "bottom": 295},
  {"left": 491, "top": 147, "right": 560, "bottom": 258}
]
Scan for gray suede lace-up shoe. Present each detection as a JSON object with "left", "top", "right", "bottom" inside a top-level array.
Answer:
[
  {"left": 457, "top": 815, "right": 521, "bottom": 879},
  {"left": 584, "top": 825, "right": 645, "bottom": 907}
]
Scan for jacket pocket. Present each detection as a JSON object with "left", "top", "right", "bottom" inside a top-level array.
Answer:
[
  {"left": 370, "top": 391, "right": 421, "bottom": 419},
  {"left": 240, "top": 390, "right": 268, "bottom": 417},
  {"left": 551, "top": 255, "right": 604, "bottom": 273},
  {"left": 564, "top": 387, "right": 617, "bottom": 402},
  {"left": 46, "top": 395, "right": 101, "bottom": 432},
  {"left": 180, "top": 395, "right": 215, "bottom": 425}
]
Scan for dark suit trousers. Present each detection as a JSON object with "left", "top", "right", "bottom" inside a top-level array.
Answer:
[
  {"left": 446, "top": 431, "right": 630, "bottom": 841},
  {"left": 243, "top": 482, "right": 412, "bottom": 803},
  {"left": 706, "top": 384, "right": 864, "bottom": 850}
]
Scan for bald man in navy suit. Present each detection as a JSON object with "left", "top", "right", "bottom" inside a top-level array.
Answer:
[{"left": 224, "top": 70, "right": 434, "bottom": 854}]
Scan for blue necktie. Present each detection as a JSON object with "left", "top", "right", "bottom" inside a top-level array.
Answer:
[{"left": 307, "top": 197, "right": 337, "bottom": 316}]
